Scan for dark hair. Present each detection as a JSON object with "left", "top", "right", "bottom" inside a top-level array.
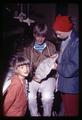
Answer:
[
  {"left": 33, "top": 23, "right": 48, "bottom": 36},
  {"left": 10, "top": 55, "right": 30, "bottom": 68}
]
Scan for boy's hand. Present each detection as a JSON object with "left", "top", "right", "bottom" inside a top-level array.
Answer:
[
  {"left": 33, "top": 76, "right": 41, "bottom": 83},
  {"left": 52, "top": 62, "right": 58, "bottom": 70}
]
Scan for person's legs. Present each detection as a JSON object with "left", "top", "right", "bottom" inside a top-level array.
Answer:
[
  {"left": 41, "top": 77, "right": 56, "bottom": 116},
  {"left": 28, "top": 81, "right": 40, "bottom": 116},
  {"left": 61, "top": 93, "right": 79, "bottom": 116}
]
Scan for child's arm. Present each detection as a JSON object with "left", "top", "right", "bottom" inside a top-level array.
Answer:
[{"left": 3, "top": 83, "right": 20, "bottom": 114}]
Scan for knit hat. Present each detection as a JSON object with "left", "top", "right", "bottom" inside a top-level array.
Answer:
[{"left": 52, "top": 15, "right": 73, "bottom": 32}]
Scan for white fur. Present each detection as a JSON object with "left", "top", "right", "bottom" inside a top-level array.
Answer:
[{"left": 35, "top": 53, "right": 58, "bottom": 82}]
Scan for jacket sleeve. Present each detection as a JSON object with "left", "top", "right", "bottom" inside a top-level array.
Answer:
[
  {"left": 3, "top": 83, "right": 21, "bottom": 114},
  {"left": 57, "top": 39, "right": 79, "bottom": 78}
]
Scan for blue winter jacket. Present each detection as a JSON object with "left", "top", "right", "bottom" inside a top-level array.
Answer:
[{"left": 57, "top": 30, "right": 79, "bottom": 93}]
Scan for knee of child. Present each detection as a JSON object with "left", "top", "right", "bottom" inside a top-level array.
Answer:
[{"left": 42, "top": 92, "right": 54, "bottom": 101}]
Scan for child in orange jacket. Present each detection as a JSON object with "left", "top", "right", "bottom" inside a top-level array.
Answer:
[{"left": 3, "top": 55, "right": 30, "bottom": 116}]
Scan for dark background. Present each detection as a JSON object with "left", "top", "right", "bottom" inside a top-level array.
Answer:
[
  {"left": 0, "top": 2, "right": 79, "bottom": 116},
  {"left": 0, "top": 2, "right": 79, "bottom": 88}
]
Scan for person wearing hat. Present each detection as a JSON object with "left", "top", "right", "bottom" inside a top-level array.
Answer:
[
  {"left": 3, "top": 56, "right": 30, "bottom": 116},
  {"left": 52, "top": 15, "right": 79, "bottom": 116}
]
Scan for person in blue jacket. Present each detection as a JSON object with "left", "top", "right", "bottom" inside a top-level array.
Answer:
[{"left": 52, "top": 15, "right": 79, "bottom": 116}]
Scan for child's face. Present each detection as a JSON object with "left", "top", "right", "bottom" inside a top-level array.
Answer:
[
  {"left": 16, "top": 64, "right": 30, "bottom": 77},
  {"left": 34, "top": 34, "right": 46, "bottom": 45},
  {"left": 55, "top": 31, "right": 69, "bottom": 39}
]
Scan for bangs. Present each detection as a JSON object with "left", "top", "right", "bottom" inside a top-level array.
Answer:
[
  {"left": 10, "top": 56, "right": 30, "bottom": 68},
  {"left": 35, "top": 32, "right": 46, "bottom": 37},
  {"left": 15, "top": 60, "right": 30, "bottom": 68}
]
